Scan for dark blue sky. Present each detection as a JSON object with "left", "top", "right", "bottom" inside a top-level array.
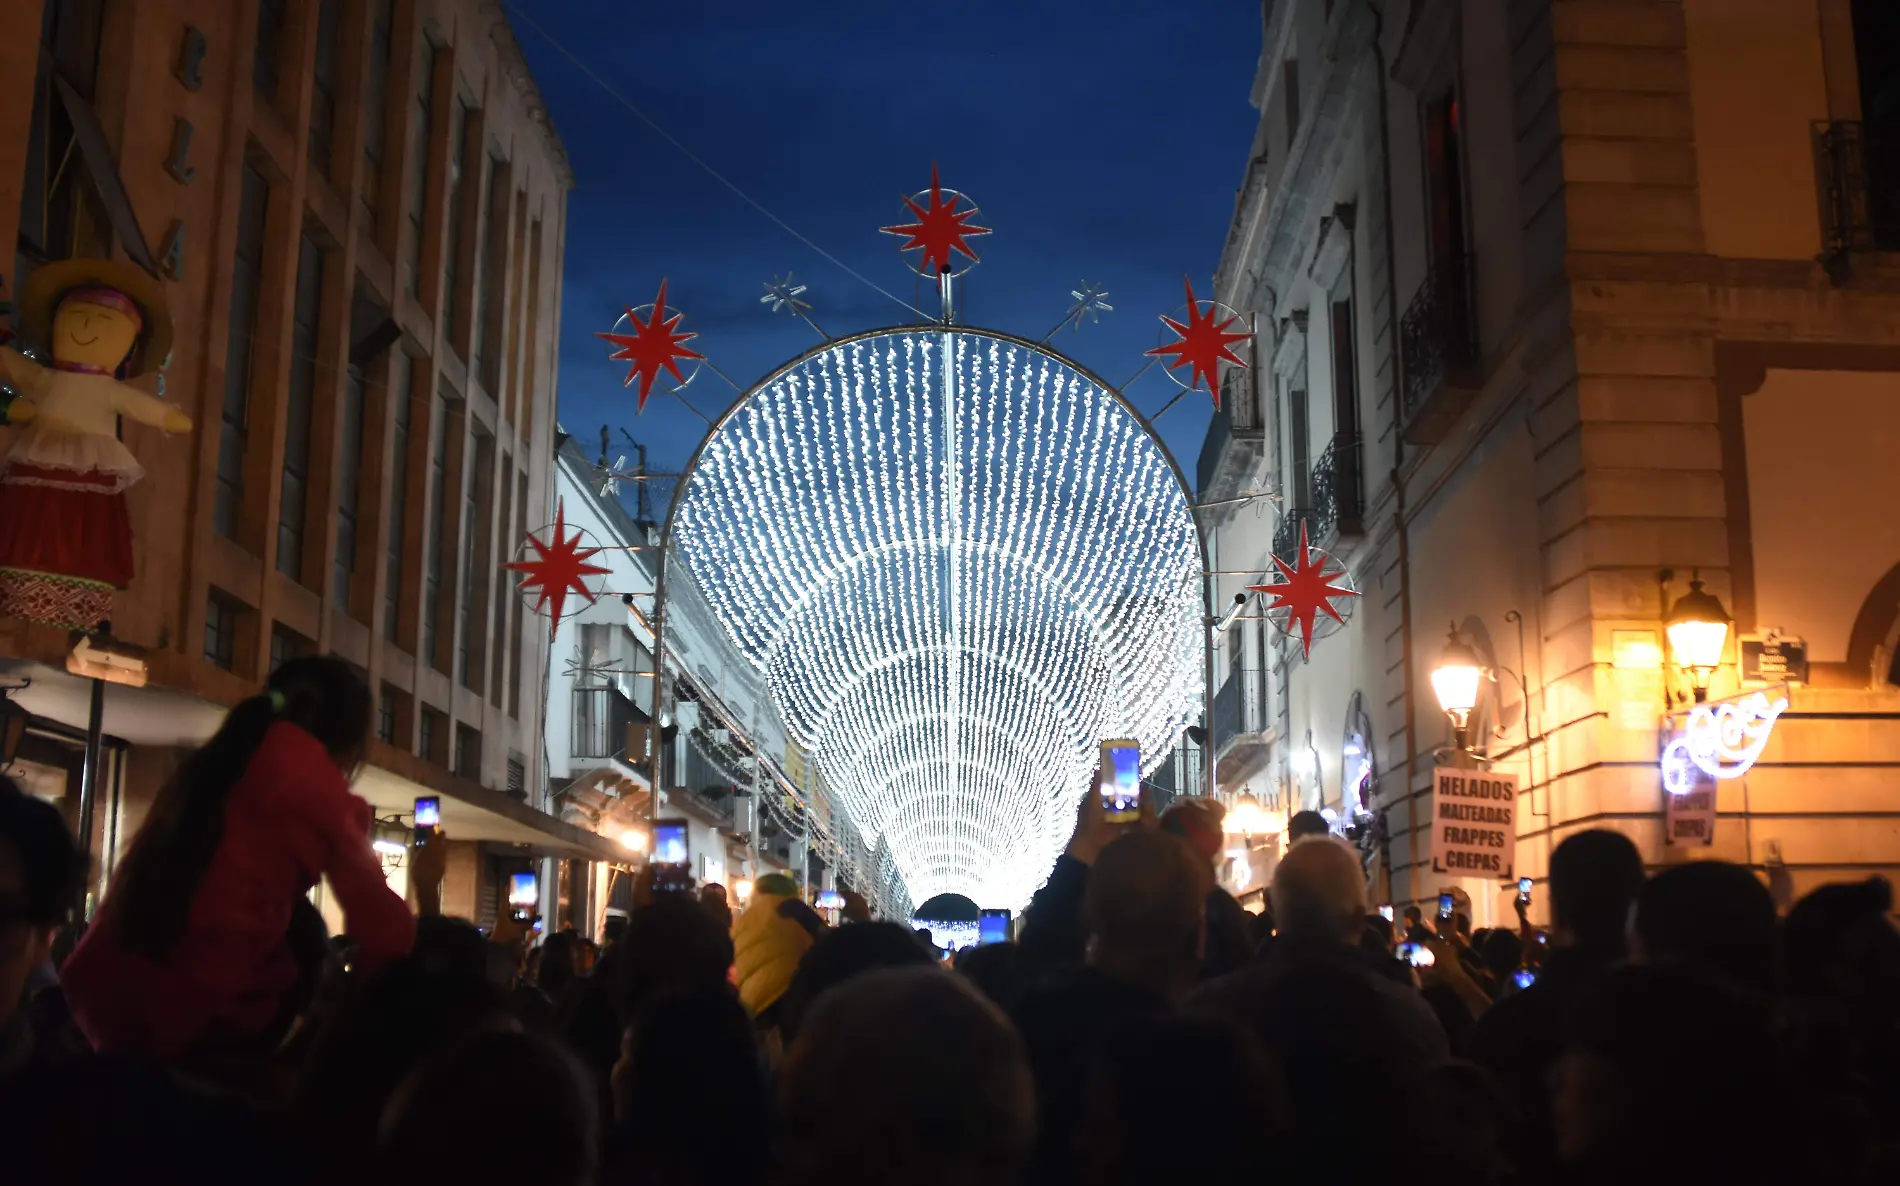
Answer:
[{"left": 512, "top": 0, "right": 1262, "bottom": 500}]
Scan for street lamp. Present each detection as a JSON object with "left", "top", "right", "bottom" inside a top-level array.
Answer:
[
  {"left": 1224, "top": 793, "right": 1267, "bottom": 836},
  {"left": 1430, "top": 625, "right": 1484, "bottom": 750},
  {"left": 619, "top": 828, "right": 647, "bottom": 852},
  {"left": 1665, "top": 573, "right": 1731, "bottom": 703}
]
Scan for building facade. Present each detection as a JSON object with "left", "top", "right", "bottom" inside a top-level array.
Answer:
[
  {"left": 1202, "top": 0, "right": 1900, "bottom": 923},
  {"left": 0, "top": 0, "right": 612, "bottom": 925}
]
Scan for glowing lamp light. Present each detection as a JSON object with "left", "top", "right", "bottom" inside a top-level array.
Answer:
[
  {"left": 1224, "top": 793, "right": 1267, "bottom": 836},
  {"left": 1430, "top": 626, "right": 1484, "bottom": 731},
  {"left": 733, "top": 878, "right": 754, "bottom": 904},
  {"left": 372, "top": 839, "right": 407, "bottom": 857},
  {"left": 619, "top": 829, "right": 647, "bottom": 852},
  {"left": 1665, "top": 577, "right": 1731, "bottom": 702}
]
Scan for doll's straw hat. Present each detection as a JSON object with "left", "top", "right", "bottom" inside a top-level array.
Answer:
[{"left": 20, "top": 257, "right": 174, "bottom": 378}]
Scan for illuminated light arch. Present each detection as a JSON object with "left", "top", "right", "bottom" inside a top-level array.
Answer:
[{"left": 666, "top": 328, "right": 1203, "bottom": 908}]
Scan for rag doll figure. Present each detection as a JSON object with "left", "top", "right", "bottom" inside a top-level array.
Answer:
[{"left": 0, "top": 258, "right": 190, "bottom": 629}]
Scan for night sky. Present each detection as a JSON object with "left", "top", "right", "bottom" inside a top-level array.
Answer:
[{"left": 510, "top": 0, "right": 1262, "bottom": 500}]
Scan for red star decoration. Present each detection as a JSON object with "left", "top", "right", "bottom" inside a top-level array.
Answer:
[
  {"left": 503, "top": 500, "right": 610, "bottom": 640},
  {"left": 1145, "top": 277, "right": 1252, "bottom": 406},
  {"left": 596, "top": 278, "right": 706, "bottom": 412},
  {"left": 880, "top": 164, "right": 991, "bottom": 276},
  {"left": 1247, "top": 521, "right": 1359, "bottom": 658}
]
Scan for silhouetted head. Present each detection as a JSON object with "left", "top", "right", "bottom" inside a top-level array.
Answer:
[
  {"left": 777, "top": 920, "right": 935, "bottom": 1046},
  {"left": 1632, "top": 861, "right": 1778, "bottom": 994},
  {"left": 1548, "top": 829, "right": 1646, "bottom": 954},
  {"left": 1287, "top": 810, "right": 1332, "bottom": 843},
  {"left": 381, "top": 1028, "right": 598, "bottom": 1186},
  {"left": 1086, "top": 829, "right": 1206, "bottom": 997},
  {"left": 0, "top": 776, "right": 84, "bottom": 1031},
  {"left": 1270, "top": 837, "right": 1366, "bottom": 943},
  {"left": 775, "top": 968, "right": 1032, "bottom": 1186}
]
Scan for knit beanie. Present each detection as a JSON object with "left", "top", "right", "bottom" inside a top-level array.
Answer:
[{"left": 755, "top": 872, "right": 800, "bottom": 898}]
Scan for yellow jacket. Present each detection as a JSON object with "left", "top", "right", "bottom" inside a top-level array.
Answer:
[{"left": 732, "top": 891, "right": 815, "bottom": 1016}]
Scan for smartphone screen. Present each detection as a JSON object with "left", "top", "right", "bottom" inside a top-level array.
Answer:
[
  {"left": 1517, "top": 876, "right": 1533, "bottom": 904},
  {"left": 1378, "top": 905, "right": 1395, "bottom": 922},
  {"left": 978, "top": 908, "right": 1010, "bottom": 945},
  {"left": 413, "top": 796, "right": 440, "bottom": 847},
  {"left": 652, "top": 820, "right": 690, "bottom": 894},
  {"left": 1397, "top": 941, "right": 1436, "bottom": 968},
  {"left": 1513, "top": 968, "right": 1537, "bottom": 990},
  {"left": 816, "top": 890, "right": 845, "bottom": 911},
  {"left": 508, "top": 871, "right": 537, "bottom": 922},
  {"left": 1099, "top": 740, "right": 1141, "bottom": 823},
  {"left": 1437, "top": 891, "right": 1455, "bottom": 918}
]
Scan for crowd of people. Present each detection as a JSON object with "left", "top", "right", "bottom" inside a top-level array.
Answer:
[{"left": 2, "top": 655, "right": 1899, "bottom": 1184}]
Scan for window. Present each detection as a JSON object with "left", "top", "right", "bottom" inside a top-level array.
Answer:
[
  {"left": 1288, "top": 382, "right": 1311, "bottom": 511},
  {"left": 404, "top": 42, "right": 437, "bottom": 299},
  {"left": 278, "top": 232, "right": 326, "bottom": 582},
  {"left": 443, "top": 100, "right": 474, "bottom": 341},
  {"left": 507, "top": 468, "right": 527, "bottom": 718},
  {"left": 494, "top": 451, "right": 514, "bottom": 704},
  {"left": 254, "top": 0, "right": 286, "bottom": 101},
  {"left": 473, "top": 155, "right": 510, "bottom": 392},
  {"left": 520, "top": 217, "right": 542, "bottom": 428},
  {"left": 459, "top": 428, "right": 493, "bottom": 692},
  {"left": 507, "top": 758, "right": 525, "bottom": 796},
  {"left": 456, "top": 725, "right": 481, "bottom": 781},
  {"left": 308, "top": 0, "right": 343, "bottom": 171},
  {"left": 205, "top": 592, "right": 240, "bottom": 670},
  {"left": 385, "top": 359, "right": 413, "bottom": 640},
  {"left": 269, "top": 624, "right": 311, "bottom": 673},
  {"left": 378, "top": 683, "right": 403, "bottom": 744},
  {"left": 1330, "top": 297, "right": 1358, "bottom": 442},
  {"left": 419, "top": 706, "right": 441, "bottom": 763},
  {"left": 19, "top": 0, "right": 110, "bottom": 264},
  {"left": 216, "top": 165, "right": 271, "bottom": 539},
  {"left": 334, "top": 365, "right": 366, "bottom": 605},
  {"left": 1283, "top": 58, "right": 1300, "bottom": 148},
  {"left": 423, "top": 387, "right": 452, "bottom": 668},
  {"left": 360, "top": 0, "right": 395, "bottom": 231},
  {"left": 1423, "top": 91, "right": 1466, "bottom": 265}
]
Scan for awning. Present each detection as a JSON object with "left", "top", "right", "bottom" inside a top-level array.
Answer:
[{"left": 354, "top": 764, "right": 627, "bottom": 863}]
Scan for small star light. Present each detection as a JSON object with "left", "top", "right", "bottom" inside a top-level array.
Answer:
[
  {"left": 761, "top": 273, "right": 812, "bottom": 316},
  {"left": 881, "top": 164, "right": 991, "bottom": 276},
  {"left": 1146, "top": 276, "right": 1252, "bottom": 407},
  {"left": 599, "top": 455, "right": 627, "bottom": 500},
  {"left": 1247, "top": 521, "right": 1360, "bottom": 658},
  {"left": 1066, "top": 282, "right": 1113, "bottom": 330},
  {"left": 596, "top": 278, "right": 706, "bottom": 412},
  {"left": 504, "top": 500, "right": 611, "bottom": 641}
]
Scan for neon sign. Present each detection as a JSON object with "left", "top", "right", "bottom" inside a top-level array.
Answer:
[{"left": 1659, "top": 690, "right": 1787, "bottom": 795}]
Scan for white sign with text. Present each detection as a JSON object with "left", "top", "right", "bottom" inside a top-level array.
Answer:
[{"left": 1429, "top": 768, "right": 1519, "bottom": 879}]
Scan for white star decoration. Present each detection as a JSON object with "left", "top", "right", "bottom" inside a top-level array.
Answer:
[
  {"left": 761, "top": 272, "right": 813, "bottom": 316},
  {"left": 1065, "top": 281, "right": 1113, "bottom": 329}
]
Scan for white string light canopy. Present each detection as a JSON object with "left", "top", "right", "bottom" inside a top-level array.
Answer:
[{"left": 669, "top": 328, "right": 1203, "bottom": 908}]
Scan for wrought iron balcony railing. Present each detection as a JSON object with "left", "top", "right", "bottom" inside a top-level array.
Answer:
[
  {"left": 1399, "top": 254, "right": 1479, "bottom": 442},
  {"left": 1311, "top": 432, "right": 1363, "bottom": 541},
  {"left": 1272, "top": 433, "right": 1362, "bottom": 557},
  {"left": 1815, "top": 120, "right": 1900, "bottom": 278}
]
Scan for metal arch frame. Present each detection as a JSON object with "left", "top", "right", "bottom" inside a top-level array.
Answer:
[{"left": 645, "top": 323, "right": 1220, "bottom": 853}]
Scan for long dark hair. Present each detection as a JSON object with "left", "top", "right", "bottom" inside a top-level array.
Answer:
[{"left": 111, "top": 655, "right": 372, "bottom": 960}]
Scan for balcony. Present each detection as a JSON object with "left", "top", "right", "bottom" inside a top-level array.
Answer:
[
  {"left": 1399, "top": 254, "right": 1481, "bottom": 445},
  {"left": 571, "top": 686, "right": 645, "bottom": 762},
  {"left": 1195, "top": 369, "right": 1266, "bottom": 502},
  {"left": 1272, "top": 432, "right": 1363, "bottom": 557},
  {"left": 1815, "top": 120, "right": 1900, "bottom": 282},
  {"left": 1209, "top": 668, "right": 1274, "bottom": 788}
]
